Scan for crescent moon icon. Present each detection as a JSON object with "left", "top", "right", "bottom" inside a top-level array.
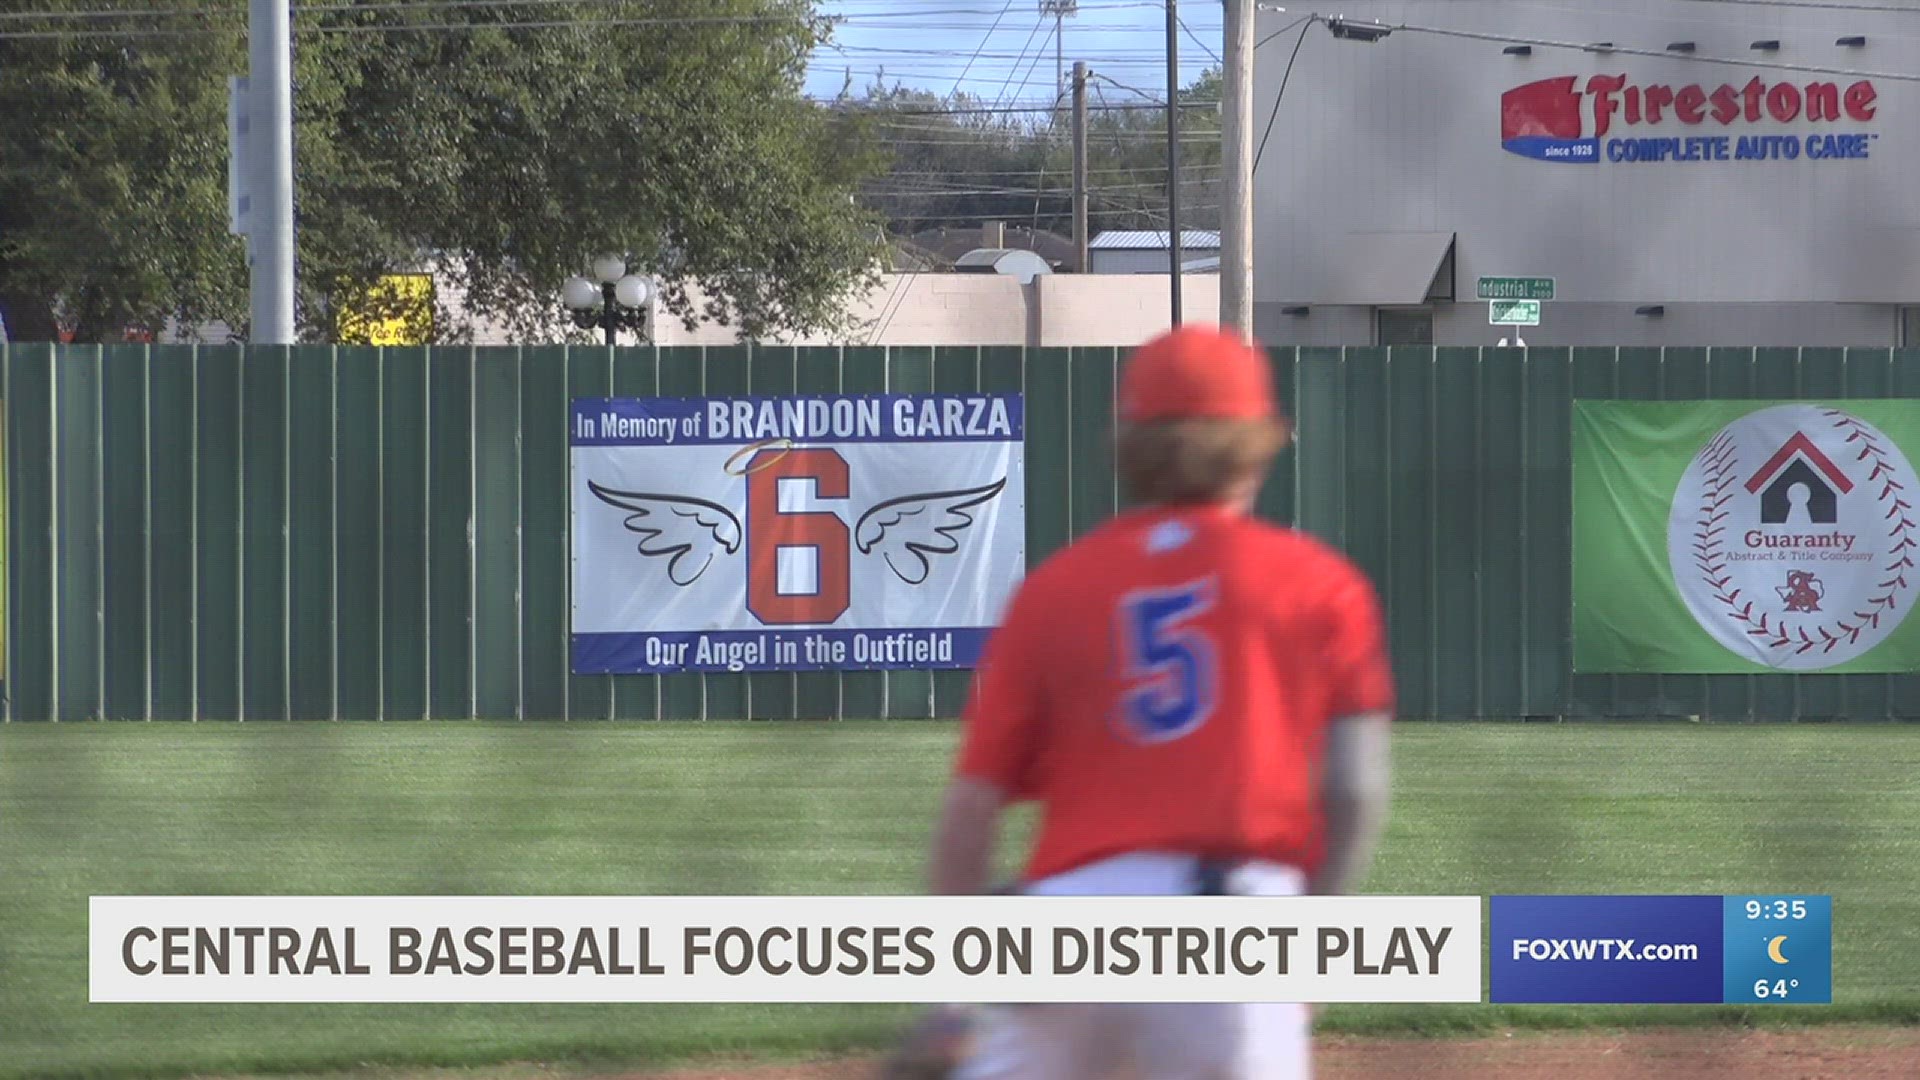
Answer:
[{"left": 1767, "top": 935, "right": 1790, "bottom": 964}]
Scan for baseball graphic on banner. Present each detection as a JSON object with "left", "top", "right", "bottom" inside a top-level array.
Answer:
[{"left": 1667, "top": 404, "right": 1920, "bottom": 670}]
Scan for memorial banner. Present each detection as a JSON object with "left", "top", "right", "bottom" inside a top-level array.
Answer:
[{"left": 570, "top": 395, "right": 1025, "bottom": 674}]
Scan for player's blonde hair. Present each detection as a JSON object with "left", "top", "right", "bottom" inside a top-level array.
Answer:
[{"left": 1115, "top": 417, "right": 1289, "bottom": 505}]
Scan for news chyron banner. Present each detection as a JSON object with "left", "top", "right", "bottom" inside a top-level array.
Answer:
[
  {"left": 569, "top": 395, "right": 1024, "bottom": 675},
  {"left": 1491, "top": 895, "right": 1832, "bottom": 1005},
  {"left": 85, "top": 894, "right": 1831, "bottom": 1005},
  {"left": 88, "top": 895, "right": 1482, "bottom": 1004},
  {"left": 1573, "top": 400, "right": 1920, "bottom": 672}
]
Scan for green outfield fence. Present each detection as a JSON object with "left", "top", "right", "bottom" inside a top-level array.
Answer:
[{"left": 4, "top": 343, "right": 1920, "bottom": 721}]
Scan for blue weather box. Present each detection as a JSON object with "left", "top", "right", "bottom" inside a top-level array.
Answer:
[{"left": 1723, "top": 895, "right": 1832, "bottom": 1004}]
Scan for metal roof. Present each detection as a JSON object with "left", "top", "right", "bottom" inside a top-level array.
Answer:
[
  {"left": 1088, "top": 230, "right": 1222, "bottom": 250},
  {"left": 953, "top": 248, "right": 1013, "bottom": 268},
  {"left": 953, "top": 248, "right": 1053, "bottom": 283},
  {"left": 909, "top": 224, "right": 1074, "bottom": 265}
]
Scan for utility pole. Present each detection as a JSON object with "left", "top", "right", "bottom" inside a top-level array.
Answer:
[
  {"left": 1041, "top": 1, "right": 1078, "bottom": 118},
  {"left": 1220, "top": 0, "right": 1255, "bottom": 342},
  {"left": 248, "top": 0, "right": 295, "bottom": 343},
  {"left": 1072, "top": 62, "right": 1089, "bottom": 273},
  {"left": 1165, "top": 0, "right": 1183, "bottom": 325}
]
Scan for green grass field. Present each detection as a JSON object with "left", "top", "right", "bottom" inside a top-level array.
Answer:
[{"left": 3, "top": 721, "right": 1919, "bottom": 1080}]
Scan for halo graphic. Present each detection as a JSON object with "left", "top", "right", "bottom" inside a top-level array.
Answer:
[{"left": 723, "top": 438, "right": 794, "bottom": 477}]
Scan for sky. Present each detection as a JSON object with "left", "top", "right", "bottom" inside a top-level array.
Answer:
[{"left": 804, "top": 0, "right": 1224, "bottom": 103}]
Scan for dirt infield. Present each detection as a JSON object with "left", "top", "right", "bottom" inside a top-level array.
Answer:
[{"left": 632, "top": 1027, "right": 1920, "bottom": 1080}]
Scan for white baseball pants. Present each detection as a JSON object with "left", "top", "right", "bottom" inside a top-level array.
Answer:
[{"left": 955, "top": 852, "right": 1311, "bottom": 1080}]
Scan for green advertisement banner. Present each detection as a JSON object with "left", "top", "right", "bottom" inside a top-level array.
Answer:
[{"left": 1574, "top": 400, "right": 1920, "bottom": 674}]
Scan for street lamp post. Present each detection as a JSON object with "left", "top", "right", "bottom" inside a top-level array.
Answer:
[{"left": 564, "top": 255, "right": 652, "bottom": 345}]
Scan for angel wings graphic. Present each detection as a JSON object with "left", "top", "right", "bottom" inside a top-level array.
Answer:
[{"left": 587, "top": 476, "right": 1008, "bottom": 587}]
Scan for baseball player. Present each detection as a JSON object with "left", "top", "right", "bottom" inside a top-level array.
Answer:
[{"left": 907, "top": 324, "right": 1396, "bottom": 1080}]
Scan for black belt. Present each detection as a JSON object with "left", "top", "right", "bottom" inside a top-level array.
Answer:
[{"left": 1194, "top": 858, "right": 1246, "bottom": 896}]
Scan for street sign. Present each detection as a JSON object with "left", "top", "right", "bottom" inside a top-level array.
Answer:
[
  {"left": 1478, "top": 276, "right": 1556, "bottom": 301},
  {"left": 1489, "top": 299, "right": 1541, "bottom": 325}
]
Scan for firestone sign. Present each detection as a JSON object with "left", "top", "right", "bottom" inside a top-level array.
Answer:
[{"left": 1501, "top": 75, "right": 1879, "bottom": 164}]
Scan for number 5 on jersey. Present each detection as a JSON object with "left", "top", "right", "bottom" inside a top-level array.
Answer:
[{"left": 1115, "top": 578, "right": 1219, "bottom": 744}]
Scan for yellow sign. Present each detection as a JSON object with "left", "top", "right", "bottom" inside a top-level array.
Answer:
[{"left": 335, "top": 274, "right": 435, "bottom": 345}]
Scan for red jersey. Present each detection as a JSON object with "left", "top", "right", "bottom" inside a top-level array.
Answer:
[{"left": 955, "top": 504, "right": 1395, "bottom": 884}]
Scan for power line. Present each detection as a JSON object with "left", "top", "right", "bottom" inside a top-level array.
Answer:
[
  {"left": 819, "top": 66, "right": 1083, "bottom": 85},
  {"left": 314, "top": 14, "right": 814, "bottom": 36},
  {"left": 832, "top": 0, "right": 1151, "bottom": 6},
  {"left": 0, "top": 22, "right": 213, "bottom": 39},
  {"left": 0, "top": 5, "right": 1180, "bottom": 41},
  {"left": 0, "top": 3, "right": 205, "bottom": 20},
  {"left": 868, "top": 131, "right": 1219, "bottom": 144},
  {"left": 869, "top": 175, "right": 1204, "bottom": 194},
  {"left": 873, "top": 204, "right": 1224, "bottom": 223},
  {"left": 1089, "top": 71, "right": 1167, "bottom": 102},
  {"left": 866, "top": 10, "right": 1062, "bottom": 342},
  {"left": 0, "top": 0, "right": 992, "bottom": 20},
  {"left": 1176, "top": 9, "right": 1222, "bottom": 65},
  {"left": 867, "top": 122, "right": 1218, "bottom": 144},
  {"left": 943, "top": 0, "right": 1018, "bottom": 101},
  {"left": 1256, "top": 11, "right": 1314, "bottom": 49},
  {"left": 1011, "top": 25, "right": 1063, "bottom": 112},
  {"left": 299, "top": 0, "right": 818, "bottom": 17},
  {"left": 1254, "top": 16, "right": 1313, "bottom": 175},
  {"left": 990, "top": 17, "right": 1054, "bottom": 108},
  {"left": 879, "top": 174, "right": 1221, "bottom": 191},
  {"left": 820, "top": 48, "right": 1188, "bottom": 61},
  {"left": 1374, "top": 19, "right": 1920, "bottom": 82},
  {"left": 827, "top": 58, "right": 1181, "bottom": 73},
  {"left": 883, "top": 164, "right": 1221, "bottom": 176},
  {"left": 0, "top": 11, "right": 814, "bottom": 40},
  {"left": 836, "top": 100, "right": 1214, "bottom": 116},
  {"left": 824, "top": 44, "right": 1182, "bottom": 61},
  {"left": 1678, "top": 0, "right": 1920, "bottom": 12},
  {"left": 838, "top": 19, "right": 1209, "bottom": 34},
  {"left": 0, "top": 27, "right": 1194, "bottom": 47}
]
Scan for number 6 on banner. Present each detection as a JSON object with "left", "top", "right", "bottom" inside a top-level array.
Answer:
[{"left": 746, "top": 448, "right": 851, "bottom": 625}]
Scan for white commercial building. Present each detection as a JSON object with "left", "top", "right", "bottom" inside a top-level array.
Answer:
[{"left": 1252, "top": 0, "right": 1920, "bottom": 346}]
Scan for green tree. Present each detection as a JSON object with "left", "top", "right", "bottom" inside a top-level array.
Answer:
[
  {"left": 843, "top": 80, "right": 1064, "bottom": 237},
  {"left": 1066, "top": 68, "right": 1222, "bottom": 237},
  {"left": 844, "top": 67, "right": 1222, "bottom": 243},
  {"left": 0, "top": 6, "right": 245, "bottom": 342},
  {"left": 0, "top": 0, "right": 884, "bottom": 343}
]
